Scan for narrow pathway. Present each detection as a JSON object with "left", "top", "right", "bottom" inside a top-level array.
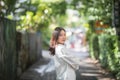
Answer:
[{"left": 19, "top": 49, "right": 116, "bottom": 80}]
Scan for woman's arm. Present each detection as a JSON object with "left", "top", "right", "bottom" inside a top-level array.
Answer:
[{"left": 57, "top": 47, "right": 81, "bottom": 70}]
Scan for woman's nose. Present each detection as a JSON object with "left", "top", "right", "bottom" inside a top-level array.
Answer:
[{"left": 63, "top": 36, "right": 66, "bottom": 39}]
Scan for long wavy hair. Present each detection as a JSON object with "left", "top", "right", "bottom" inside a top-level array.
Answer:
[{"left": 49, "top": 27, "right": 66, "bottom": 55}]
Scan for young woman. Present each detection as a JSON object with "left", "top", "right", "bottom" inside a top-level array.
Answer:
[{"left": 49, "top": 27, "right": 80, "bottom": 80}]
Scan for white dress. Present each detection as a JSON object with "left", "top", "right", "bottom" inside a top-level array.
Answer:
[{"left": 53, "top": 44, "right": 80, "bottom": 80}]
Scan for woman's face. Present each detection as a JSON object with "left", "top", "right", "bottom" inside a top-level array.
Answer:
[{"left": 57, "top": 30, "right": 66, "bottom": 44}]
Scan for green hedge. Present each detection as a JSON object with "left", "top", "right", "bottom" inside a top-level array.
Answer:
[
  {"left": 89, "top": 33, "right": 99, "bottom": 59},
  {"left": 98, "top": 33, "right": 120, "bottom": 79},
  {"left": 99, "top": 34, "right": 116, "bottom": 68},
  {"left": 88, "top": 29, "right": 120, "bottom": 79}
]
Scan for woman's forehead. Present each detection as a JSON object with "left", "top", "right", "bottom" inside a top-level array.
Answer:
[{"left": 60, "top": 30, "right": 66, "bottom": 33}]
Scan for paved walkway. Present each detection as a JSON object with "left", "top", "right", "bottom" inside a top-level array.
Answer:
[{"left": 19, "top": 49, "right": 116, "bottom": 80}]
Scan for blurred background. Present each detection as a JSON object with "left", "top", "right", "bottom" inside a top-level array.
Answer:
[{"left": 0, "top": 0, "right": 120, "bottom": 80}]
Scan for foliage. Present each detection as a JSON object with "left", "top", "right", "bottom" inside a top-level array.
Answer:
[
  {"left": 71, "top": 0, "right": 112, "bottom": 22},
  {"left": 0, "top": 0, "right": 37, "bottom": 19},
  {"left": 99, "top": 30, "right": 120, "bottom": 78},
  {"left": 88, "top": 28, "right": 120, "bottom": 79},
  {"left": 88, "top": 33, "right": 99, "bottom": 59},
  {"left": 0, "top": 0, "right": 17, "bottom": 16}
]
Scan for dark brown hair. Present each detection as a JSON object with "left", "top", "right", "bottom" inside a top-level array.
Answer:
[{"left": 49, "top": 27, "right": 66, "bottom": 55}]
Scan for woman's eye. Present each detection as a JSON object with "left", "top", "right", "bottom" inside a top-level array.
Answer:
[{"left": 59, "top": 34, "right": 63, "bottom": 36}]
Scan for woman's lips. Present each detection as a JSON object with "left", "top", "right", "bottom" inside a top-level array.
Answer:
[{"left": 62, "top": 40, "right": 65, "bottom": 42}]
